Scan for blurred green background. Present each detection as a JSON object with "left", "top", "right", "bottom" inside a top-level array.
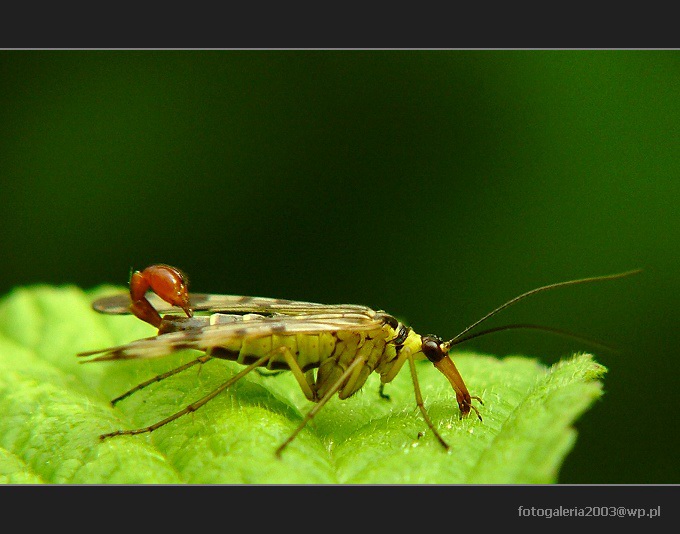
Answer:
[{"left": 0, "top": 51, "right": 677, "bottom": 484}]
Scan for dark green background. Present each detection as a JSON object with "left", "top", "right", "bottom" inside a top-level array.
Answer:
[{"left": 0, "top": 51, "right": 677, "bottom": 484}]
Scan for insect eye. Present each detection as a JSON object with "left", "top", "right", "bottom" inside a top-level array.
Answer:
[{"left": 421, "top": 335, "right": 445, "bottom": 363}]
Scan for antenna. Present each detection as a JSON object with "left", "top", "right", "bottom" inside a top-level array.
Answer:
[
  {"left": 441, "top": 269, "right": 642, "bottom": 351},
  {"left": 447, "top": 323, "right": 618, "bottom": 352}
]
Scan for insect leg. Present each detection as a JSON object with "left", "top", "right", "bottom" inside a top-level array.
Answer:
[
  {"left": 376, "top": 345, "right": 411, "bottom": 400},
  {"left": 338, "top": 340, "right": 374, "bottom": 399},
  {"left": 406, "top": 350, "right": 450, "bottom": 451},
  {"left": 275, "top": 353, "right": 368, "bottom": 457},
  {"left": 256, "top": 369, "right": 286, "bottom": 377},
  {"left": 276, "top": 346, "right": 317, "bottom": 401},
  {"left": 100, "top": 353, "right": 270, "bottom": 440},
  {"left": 380, "top": 346, "right": 410, "bottom": 384},
  {"left": 110, "top": 355, "right": 213, "bottom": 406}
]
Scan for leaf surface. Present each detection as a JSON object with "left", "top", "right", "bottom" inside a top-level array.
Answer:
[{"left": 0, "top": 286, "right": 607, "bottom": 484}]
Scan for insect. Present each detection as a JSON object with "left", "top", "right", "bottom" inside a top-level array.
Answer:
[{"left": 79, "top": 264, "right": 641, "bottom": 456}]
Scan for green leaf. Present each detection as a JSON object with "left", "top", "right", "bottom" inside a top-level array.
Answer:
[{"left": 0, "top": 285, "right": 607, "bottom": 484}]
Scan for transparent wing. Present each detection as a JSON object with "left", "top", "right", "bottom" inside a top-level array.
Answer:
[
  {"left": 91, "top": 292, "right": 374, "bottom": 316},
  {"left": 78, "top": 312, "right": 386, "bottom": 362}
]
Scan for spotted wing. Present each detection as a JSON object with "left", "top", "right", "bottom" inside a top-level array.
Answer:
[
  {"left": 91, "top": 292, "right": 374, "bottom": 316},
  {"left": 78, "top": 312, "right": 386, "bottom": 362}
]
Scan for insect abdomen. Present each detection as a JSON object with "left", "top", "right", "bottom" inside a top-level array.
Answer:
[
  {"left": 209, "top": 331, "right": 338, "bottom": 372},
  {"left": 208, "top": 325, "right": 397, "bottom": 401},
  {"left": 315, "top": 327, "right": 396, "bottom": 399}
]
